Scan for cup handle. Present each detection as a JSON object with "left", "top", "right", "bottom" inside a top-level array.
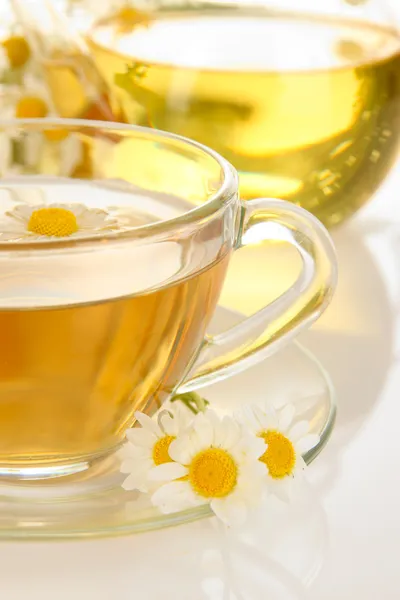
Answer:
[{"left": 179, "top": 198, "right": 338, "bottom": 392}]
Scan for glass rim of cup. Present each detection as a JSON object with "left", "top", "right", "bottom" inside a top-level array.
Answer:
[{"left": 0, "top": 117, "right": 238, "bottom": 253}]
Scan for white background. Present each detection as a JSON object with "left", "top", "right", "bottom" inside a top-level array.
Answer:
[
  {"left": 303, "top": 2, "right": 400, "bottom": 598},
  {"left": 302, "top": 145, "right": 400, "bottom": 599}
]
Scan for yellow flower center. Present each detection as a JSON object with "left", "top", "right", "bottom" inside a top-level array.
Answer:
[
  {"left": 152, "top": 435, "right": 175, "bottom": 466},
  {"left": 259, "top": 430, "right": 296, "bottom": 479},
  {"left": 116, "top": 6, "right": 150, "bottom": 32},
  {"left": 2, "top": 35, "right": 30, "bottom": 68},
  {"left": 43, "top": 128, "right": 69, "bottom": 143},
  {"left": 188, "top": 448, "right": 238, "bottom": 498},
  {"left": 28, "top": 208, "right": 78, "bottom": 238},
  {"left": 15, "top": 96, "right": 48, "bottom": 119}
]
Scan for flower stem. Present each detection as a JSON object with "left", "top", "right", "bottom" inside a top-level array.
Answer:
[{"left": 171, "top": 391, "right": 209, "bottom": 414}]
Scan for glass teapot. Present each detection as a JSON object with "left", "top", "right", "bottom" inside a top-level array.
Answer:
[{"left": 84, "top": 0, "right": 400, "bottom": 228}]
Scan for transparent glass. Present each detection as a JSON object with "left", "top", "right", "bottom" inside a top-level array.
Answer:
[
  {"left": 82, "top": 0, "right": 400, "bottom": 228},
  {"left": 0, "top": 118, "right": 336, "bottom": 479}
]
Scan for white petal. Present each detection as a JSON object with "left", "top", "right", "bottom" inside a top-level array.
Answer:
[
  {"left": 168, "top": 435, "right": 194, "bottom": 464},
  {"left": 269, "top": 476, "right": 293, "bottom": 503},
  {"left": 236, "top": 405, "right": 260, "bottom": 432},
  {"left": 48, "top": 203, "right": 86, "bottom": 215},
  {"left": 117, "top": 443, "right": 134, "bottom": 460},
  {"left": 250, "top": 405, "right": 265, "bottom": 425},
  {"left": 0, "top": 219, "right": 27, "bottom": 234},
  {"left": 192, "top": 411, "right": 214, "bottom": 448},
  {"left": 122, "top": 472, "right": 147, "bottom": 492},
  {"left": 235, "top": 463, "right": 268, "bottom": 506},
  {"left": 164, "top": 405, "right": 193, "bottom": 436},
  {"left": 294, "top": 393, "right": 321, "bottom": 415},
  {"left": 122, "top": 475, "right": 150, "bottom": 493},
  {"left": 278, "top": 404, "right": 295, "bottom": 432},
  {"left": 119, "top": 456, "right": 151, "bottom": 476},
  {"left": 211, "top": 497, "right": 248, "bottom": 527},
  {"left": 233, "top": 433, "right": 266, "bottom": 462},
  {"left": 0, "top": 231, "right": 27, "bottom": 241},
  {"left": 120, "top": 458, "right": 144, "bottom": 474},
  {"left": 77, "top": 211, "right": 110, "bottom": 230},
  {"left": 121, "top": 444, "right": 151, "bottom": 461},
  {"left": 217, "top": 416, "right": 241, "bottom": 450},
  {"left": 289, "top": 421, "right": 310, "bottom": 442},
  {"left": 255, "top": 405, "right": 277, "bottom": 430},
  {"left": 119, "top": 460, "right": 134, "bottom": 475},
  {"left": 125, "top": 427, "right": 157, "bottom": 447},
  {"left": 151, "top": 480, "right": 194, "bottom": 513},
  {"left": 134, "top": 412, "right": 161, "bottom": 435},
  {"left": 176, "top": 405, "right": 194, "bottom": 430},
  {"left": 296, "top": 434, "right": 320, "bottom": 455},
  {"left": 149, "top": 462, "right": 187, "bottom": 482},
  {"left": 180, "top": 485, "right": 206, "bottom": 507},
  {"left": 204, "top": 410, "right": 225, "bottom": 443},
  {"left": 7, "top": 204, "right": 35, "bottom": 221},
  {"left": 235, "top": 475, "right": 265, "bottom": 507},
  {"left": 187, "top": 427, "right": 210, "bottom": 456},
  {"left": 240, "top": 459, "right": 268, "bottom": 487}
]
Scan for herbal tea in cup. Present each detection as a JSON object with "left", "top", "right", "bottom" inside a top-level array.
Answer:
[{"left": 0, "top": 119, "right": 336, "bottom": 479}]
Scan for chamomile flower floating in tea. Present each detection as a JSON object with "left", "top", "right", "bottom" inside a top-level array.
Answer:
[
  {"left": 121, "top": 406, "right": 194, "bottom": 493},
  {"left": 238, "top": 404, "right": 320, "bottom": 501},
  {"left": 149, "top": 411, "right": 266, "bottom": 526},
  {"left": 0, "top": 202, "right": 119, "bottom": 241}
]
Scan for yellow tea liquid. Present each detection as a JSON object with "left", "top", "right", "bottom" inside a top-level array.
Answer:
[{"left": 88, "top": 8, "right": 400, "bottom": 227}]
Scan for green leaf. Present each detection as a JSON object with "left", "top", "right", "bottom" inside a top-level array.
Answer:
[{"left": 171, "top": 392, "right": 209, "bottom": 414}]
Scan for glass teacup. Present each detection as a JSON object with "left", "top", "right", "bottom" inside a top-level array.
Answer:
[{"left": 0, "top": 119, "right": 336, "bottom": 480}]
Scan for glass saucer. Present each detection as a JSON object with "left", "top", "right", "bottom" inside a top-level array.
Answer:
[{"left": 0, "top": 307, "right": 335, "bottom": 540}]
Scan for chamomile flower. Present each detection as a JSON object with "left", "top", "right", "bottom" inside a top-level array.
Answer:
[
  {"left": 120, "top": 406, "right": 194, "bottom": 493},
  {"left": 1, "top": 35, "right": 31, "bottom": 69},
  {"left": 238, "top": 403, "right": 320, "bottom": 501},
  {"left": 149, "top": 411, "right": 267, "bottom": 526},
  {"left": 14, "top": 73, "right": 51, "bottom": 119},
  {"left": 0, "top": 202, "right": 119, "bottom": 241},
  {"left": 0, "top": 69, "right": 83, "bottom": 175}
]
